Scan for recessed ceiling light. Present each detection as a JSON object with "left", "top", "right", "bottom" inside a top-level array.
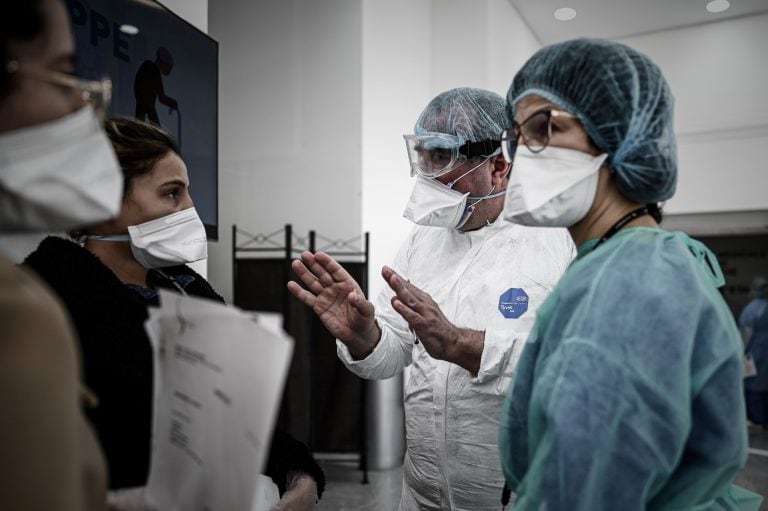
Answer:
[
  {"left": 553, "top": 7, "right": 577, "bottom": 21},
  {"left": 119, "top": 24, "right": 139, "bottom": 35},
  {"left": 706, "top": 0, "right": 730, "bottom": 13}
]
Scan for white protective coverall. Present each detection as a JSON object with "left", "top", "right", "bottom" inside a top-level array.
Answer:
[{"left": 337, "top": 217, "right": 575, "bottom": 510}]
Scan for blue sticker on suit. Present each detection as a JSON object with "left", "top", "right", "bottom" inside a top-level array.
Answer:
[{"left": 498, "top": 288, "right": 528, "bottom": 319}]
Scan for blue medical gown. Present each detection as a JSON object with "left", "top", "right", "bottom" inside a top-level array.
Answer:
[
  {"left": 741, "top": 298, "right": 768, "bottom": 391},
  {"left": 500, "top": 227, "right": 750, "bottom": 510}
]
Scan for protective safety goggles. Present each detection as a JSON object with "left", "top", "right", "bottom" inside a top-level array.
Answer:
[
  {"left": 500, "top": 108, "right": 578, "bottom": 163},
  {"left": 6, "top": 60, "right": 112, "bottom": 120},
  {"left": 403, "top": 132, "right": 500, "bottom": 178}
]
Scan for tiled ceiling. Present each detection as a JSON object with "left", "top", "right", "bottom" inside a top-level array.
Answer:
[{"left": 508, "top": 0, "right": 768, "bottom": 44}]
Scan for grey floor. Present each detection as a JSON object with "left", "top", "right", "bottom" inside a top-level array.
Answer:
[
  {"left": 317, "top": 429, "right": 768, "bottom": 511},
  {"left": 316, "top": 461, "right": 402, "bottom": 511}
]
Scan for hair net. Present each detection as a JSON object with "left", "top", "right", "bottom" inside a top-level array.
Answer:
[
  {"left": 507, "top": 38, "right": 677, "bottom": 204},
  {"left": 415, "top": 87, "right": 508, "bottom": 151}
]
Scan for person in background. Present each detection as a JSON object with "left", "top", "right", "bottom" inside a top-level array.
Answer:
[
  {"left": 289, "top": 88, "right": 574, "bottom": 510},
  {"left": 498, "top": 37, "right": 754, "bottom": 510},
  {"left": 742, "top": 276, "right": 768, "bottom": 429},
  {"left": 23, "top": 117, "right": 324, "bottom": 511},
  {"left": 0, "top": 0, "right": 122, "bottom": 508}
]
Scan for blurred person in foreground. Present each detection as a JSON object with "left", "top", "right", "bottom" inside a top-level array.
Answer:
[{"left": 0, "top": 0, "right": 122, "bottom": 508}]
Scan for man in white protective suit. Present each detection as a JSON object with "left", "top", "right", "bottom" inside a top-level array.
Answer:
[{"left": 288, "top": 87, "right": 575, "bottom": 511}]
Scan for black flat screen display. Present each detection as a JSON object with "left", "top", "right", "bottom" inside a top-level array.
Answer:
[{"left": 66, "top": 0, "right": 219, "bottom": 239}]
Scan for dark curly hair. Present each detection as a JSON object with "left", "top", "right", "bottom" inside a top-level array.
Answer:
[{"left": 1, "top": 0, "right": 46, "bottom": 96}]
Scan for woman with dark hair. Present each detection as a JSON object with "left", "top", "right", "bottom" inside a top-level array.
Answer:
[
  {"left": 1, "top": 0, "right": 122, "bottom": 508},
  {"left": 24, "top": 117, "right": 324, "bottom": 510}
]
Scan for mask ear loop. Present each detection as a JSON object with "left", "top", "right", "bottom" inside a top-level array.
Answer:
[
  {"left": 445, "top": 157, "right": 491, "bottom": 188},
  {"left": 471, "top": 158, "right": 511, "bottom": 226},
  {"left": 445, "top": 156, "right": 491, "bottom": 189},
  {"left": 466, "top": 156, "right": 508, "bottom": 202},
  {"left": 455, "top": 157, "right": 507, "bottom": 227}
]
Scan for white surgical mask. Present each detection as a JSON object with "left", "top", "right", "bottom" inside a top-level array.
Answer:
[
  {"left": 502, "top": 146, "right": 607, "bottom": 227},
  {"left": 403, "top": 158, "right": 503, "bottom": 229},
  {"left": 403, "top": 176, "right": 472, "bottom": 229},
  {"left": 0, "top": 105, "right": 123, "bottom": 232},
  {"left": 89, "top": 207, "right": 207, "bottom": 269}
]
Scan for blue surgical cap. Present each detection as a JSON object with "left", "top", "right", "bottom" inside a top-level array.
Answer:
[
  {"left": 507, "top": 38, "right": 677, "bottom": 204},
  {"left": 415, "top": 87, "right": 508, "bottom": 149}
]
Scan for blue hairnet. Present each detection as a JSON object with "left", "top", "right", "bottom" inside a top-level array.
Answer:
[
  {"left": 415, "top": 87, "right": 507, "bottom": 150},
  {"left": 507, "top": 38, "right": 677, "bottom": 204}
]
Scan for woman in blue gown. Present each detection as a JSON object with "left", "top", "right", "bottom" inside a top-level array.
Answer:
[{"left": 497, "top": 38, "right": 759, "bottom": 510}]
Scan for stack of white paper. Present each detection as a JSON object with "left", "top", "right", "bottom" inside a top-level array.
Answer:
[{"left": 144, "top": 289, "right": 293, "bottom": 511}]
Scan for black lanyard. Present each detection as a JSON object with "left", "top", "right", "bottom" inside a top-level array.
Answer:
[{"left": 591, "top": 206, "right": 650, "bottom": 251}]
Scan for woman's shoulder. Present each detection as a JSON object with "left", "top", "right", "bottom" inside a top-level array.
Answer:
[
  {"left": 0, "top": 254, "right": 78, "bottom": 382},
  {"left": 24, "top": 236, "right": 106, "bottom": 283},
  {"left": 560, "top": 228, "right": 724, "bottom": 316},
  {"left": 23, "top": 236, "right": 126, "bottom": 297},
  {"left": 581, "top": 228, "right": 710, "bottom": 279},
  {"left": 22, "top": 238, "right": 148, "bottom": 329},
  {"left": 25, "top": 234, "right": 85, "bottom": 259}
]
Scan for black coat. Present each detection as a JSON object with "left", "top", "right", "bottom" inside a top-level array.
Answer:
[{"left": 24, "top": 237, "right": 324, "bottom": 495}]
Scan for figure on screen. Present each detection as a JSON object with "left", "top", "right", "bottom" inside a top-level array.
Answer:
[{"left": 134, "top": 46, "right": 178, "bottom": 124}]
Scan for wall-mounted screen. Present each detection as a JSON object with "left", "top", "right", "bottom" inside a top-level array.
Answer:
[{"left": 65, "top": 0, "right": 219, "bottom": 239}]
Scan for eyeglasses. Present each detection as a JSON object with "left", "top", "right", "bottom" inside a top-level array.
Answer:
[
  {"left": 403, "top": 132, "right": 500, "bottom": 178},
  {"left": 500, "top": 108, "right": 577, "bottom": 163},
  {"left": 6, "top": 60, "right": 112, "bottom": 119}
]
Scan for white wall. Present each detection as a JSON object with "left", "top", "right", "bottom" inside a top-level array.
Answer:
[
  {"left": 160, "top": 0, "right": 207, "bottom": 32},
  {"left": 617, "top": 14, "right": 768, "bottom": 214},
  {"left": 208, "top": 0, "right": 363, "bottom": 302}
]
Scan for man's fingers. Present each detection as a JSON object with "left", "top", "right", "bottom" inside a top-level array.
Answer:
[
  {"left": 387, "top": 272, "right": 425, "bottom": 311},
  {"left": 291, "top": 259, "right": 326, "bottom": 295},
  {"left": 298, "top": 252, "right": 335, "bottom": 288},
  {"left": 304, "top": 251, "right": 352, "bottom": 288},
  {"left": 383, "top": 265, "right": 406, "bottom": 292},
  {"left": 348, "top": 290, "right": 375, "bottom": 318},
  {"left": 383, "top": 265, "right": 426, "bottom": 299},
  {"left": 381, "top": 265, "right": 396, "bottom": 281},
  {"left": 287, "top": 281, "right": 317, "bottom": 308},
  {"left": 315, "top": 251, "right": 356, "bottom": 284},
  {"left": 391, "top": 297, "right": 420, "bottom": 327}
]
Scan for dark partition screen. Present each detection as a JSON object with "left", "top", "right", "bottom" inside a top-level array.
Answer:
[
  {"left": 233, "top": 252, "right": 368, "bottom": 454},
  {"left": 233, "top": 258, "right": 286, "bottom": 313}
]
